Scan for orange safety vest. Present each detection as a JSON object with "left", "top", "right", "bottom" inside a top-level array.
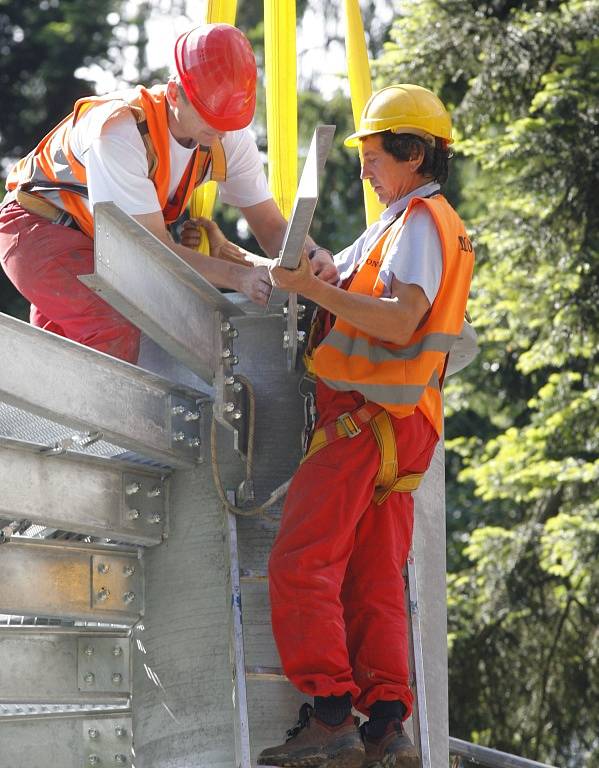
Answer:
[
  {"left": 311, "top": 194, "right": 474, "bottom": 435},
  {"left": 6, "top": 85, "right": 227, "bottom": 238}
]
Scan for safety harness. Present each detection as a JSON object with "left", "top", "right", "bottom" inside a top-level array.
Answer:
[{"left": 302, "top": 401, "right": 426, "bottom": 505}]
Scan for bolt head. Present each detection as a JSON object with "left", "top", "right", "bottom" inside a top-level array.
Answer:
[
  {"left": 221, "top": 348, "right": 231, "bottom": 359},
  {"left": 127, "top": 508, "right": 140, "bottom": 520},
  {"left": 96, "top": 588, "right": 110, "bottom": 602},
  {"left": 230, "top": 355, "right": 239, "bottom": 366},
  {"left": 147, "top": 485, "right": 162, "bottom": 497},
  {"left": 171, "top": 405, "right": 185, "bottom": 415},
  {"left": 188, "top": 437, "right": 201, "bottom": 448},
  {"left": 232, "top": 410, "right": 243, "bottom": 421},
  {"left": 112, "top": 673, "right": 123, "bottom": 685},
  {"left": 223, "top": 402, "right": 235, "bottom": 413},
  {"left": 149, "top": 512, "right": 162, "bottom": 524},
  {"left": 115, "top": 726, "right": 127, "bottom": 738},
  {"left": 172, "top": 431, "right": 185, "bottom": 442},
  {"left": 112, "top": 645, "right": 123, "bottom": 657},
  {"left": 183, "top": 410, "right": 200, "bottom": 422},
  {"left": 123, "top": 564, "right": 135, "bottom": 577},
  {"left": 84, "top": 672, "right": 95, "bottom": 684},
  {"left": 114, "top": 755, "right": 127, "bottom": 765},
  {"left": 220, "top": 320, "right": 231, "bottom": 332},
  {"left": 97, "top": 562, "right": 110, "bottom": 575},
  {"left": 123, "top": 591, "right": 136, "bottom": 603},
  {"left": 89, "top": 755, "right": 100, "bottom": 766},
  {"left": 88, "top": 728, "right": 99, "bottom": 739},
  {"left": 232, "top": 382, "right": 243, "bottom": 393},
  {"left": 84, "top": 645, "right": 94, "bottom": 656},
  {"left": 228, "top": 328, "right": 239, "bottom": 339},
  {"left": 224, "top": 376, "right": 235, "bottom": 385},
  {"left": 125, "top": 482, "right": 141, "bottom": 495}
]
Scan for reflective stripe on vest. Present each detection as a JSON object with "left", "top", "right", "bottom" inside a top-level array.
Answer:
[
  {"left": 312, "top": 195, "right": 474, "bottom": 434},
  {"left": 6, "top": 85, "right": 226, "bottom": 238}
]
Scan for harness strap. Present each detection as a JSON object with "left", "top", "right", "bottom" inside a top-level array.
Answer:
[{"left": 302, "top": 402, "right": 424, "bottom": 503}]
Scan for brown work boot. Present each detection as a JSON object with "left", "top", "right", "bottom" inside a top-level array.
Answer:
[
  {"left": 257, "top": 703, "right": 365, "bottom": 767},
  {"left": 360, "top": 718, "right": 420, "bottom": 767}
]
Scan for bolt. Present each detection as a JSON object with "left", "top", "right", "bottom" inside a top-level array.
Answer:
[
  {"left": 89, "top": 755, "right": 100, "bottom": 766},
  {"left": 97, "top": 562, "right": 110, "bottom": 575},
  {"left": 149, "top": 512, "right": 162, "bottom": 524},
  {"left": 183, "top": 410, "right": 200, "bottom": 422},
  {"left": 125, "top": 482, "right": 141, "bottom": 495},
  {"left": 220, "top": 320, "right": 231, "bottom": 333},
  {"left": 232, "top": 410, "right": 243, "bottom": 421},
  {"left": 123, "top": 564, "right": 135, "bottom": 577},
  {"left": 228, "top": 328, "right": 239, "bottom": 339},
  {"left": 112, "top": 673, "right": 123, "bottom": 685},
  {"left": 171, "top": 405, "right": 185, "bottom": 416},
  {"left": 115, "top": 726, "right": 127, "bottom": 738},
  {"left": 147, "top": 485, "right": 162, "bottom": 497},
  {"left": 88, "top": 728, "right": 99, "bottom": 739},
  {"left": 223, "top": 402, "right": 235, "bottom": 413},
  {"left": 123, "top": 591, "right": 136, "bottom": 604},
  {"left": 298, "top": 303, "right": 306, "bottom": 318},
  {"left": 114, "top": 755, "right": 127, "bottom": 765},
  {"left": 232, "top": 382, "right": 243, "bottom": 393},
  {"left": 84, "top": 672, "right": 95, "bottom": 685},
  {"left": 283, "top": 332, "right": 290, "bottom": 348},
  {"left": 298, "top": 331, "right": 306, "bottom": 343},
  {"left": 221, "top": 348, "right": 232, "bottom": 359},
  {"left": 188, "top": 437, "right": 201, "bottom": 449},
  {"left": 112, "top": 645, "right": 123, "bottom": 657},
  {"left": 172, "top": 431, "right": 185, "bottom": 442},
  {"left": 127, "top": 509, "right": 140, "bottom": 521},
  {"left": 224, "top": 376, "right": 235, "bottom": 385},
  {"left": 84, "top": 645, "right": 94, "bottom": 657},
  {"left": 229, "top": 355, "right": 239, "bottom": 366},
  {"left": 96, "top": 588, "right": 110, "bottom": 602}
]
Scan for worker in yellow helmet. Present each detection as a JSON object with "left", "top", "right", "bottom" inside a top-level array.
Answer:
[{"left": 259, "top": 85, "right": 474, "bottom": 767}]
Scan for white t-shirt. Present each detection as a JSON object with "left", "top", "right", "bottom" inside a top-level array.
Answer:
[
  {"left": 334, "top": 182, "right": 443, "bottom": 305},
  {"left": 68, "top": 99, "right": 272, "bottom": 216}
]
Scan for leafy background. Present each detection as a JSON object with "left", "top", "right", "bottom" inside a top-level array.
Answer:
[{"left": 1, "top": 1, "right": 597, "bottom": 764}]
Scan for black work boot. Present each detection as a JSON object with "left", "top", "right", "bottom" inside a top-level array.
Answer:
[
  {"left": 257, "top": 702, "right": 365, "bottom": 767},
  {"left": 360, "top": 718, "right": 419, "bottom": 768}
]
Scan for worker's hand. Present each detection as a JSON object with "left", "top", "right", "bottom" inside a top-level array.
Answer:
[
  {"left": 182, "top": 217, "right": 250, "bottom": 267},
  {"left": 239, "top": 265, "right": 273, "bottom": 306},
  {"left": 269, "top": 252, "right": 315, "bottom": 295},
  {"left": 309, "top": 247, "right": 338, "bottom": 284}
]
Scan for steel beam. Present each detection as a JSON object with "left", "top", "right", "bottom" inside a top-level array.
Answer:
[
  {"left": 0, "top": 538, "right": 143, "bottom": 623},
  {"left": 0, "top": 439, "right": 167, "bottom": 545},
  {"left": 0, "top": 312, "right": 202, "bottom": 468},
  {"left": 0, "top": 626, "right": 130, "bottom": 705},
  {"left": 0, "top": 710, "right": 132, "bottom": 768},
  {"left": 80, "top": 202, "right": 244, "bottom": 384},
  {"left": 449, "top": 737, "right": 558, "bottom": 768}
]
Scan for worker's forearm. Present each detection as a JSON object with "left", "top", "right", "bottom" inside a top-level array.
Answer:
[
  {"left": 170, "top": 240, "right": 248, "bottom": 292},
  {"left": 305, "top": 279, "right": 414, "bottom": 345}
]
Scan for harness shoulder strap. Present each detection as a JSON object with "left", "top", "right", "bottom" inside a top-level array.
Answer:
[{"left": 130, "top": 104, "right": 159, "bottom": 180}]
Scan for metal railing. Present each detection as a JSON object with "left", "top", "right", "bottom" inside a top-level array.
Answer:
[{"left": 450, "top": 737, "right": 559, "bottom": 767}]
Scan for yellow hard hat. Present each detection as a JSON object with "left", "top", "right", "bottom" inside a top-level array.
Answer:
[{"left": 344, "top": 84, "right": 453, "bottom": 147}]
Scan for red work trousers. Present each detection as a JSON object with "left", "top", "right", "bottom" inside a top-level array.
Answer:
[
  {"left": 0, "top": 202, "right": 140, "bottom": 362},
  {"left": 269, "top": 390, "right": 438, "bottom": 717}
]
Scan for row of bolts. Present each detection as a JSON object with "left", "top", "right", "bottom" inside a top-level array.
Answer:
[{"left": 95, "top": 561, "right": 136, "bottom": 605}]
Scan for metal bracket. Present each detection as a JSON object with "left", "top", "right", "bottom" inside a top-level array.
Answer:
[
  {"left": 40, "top": 430, "right": 104, "bottom": 457},
  {"left": 168, "top": 393, "right": 202, "bottom": 462},
  {"left": 77, "top": 636, "right": 130, "bottom": 694},
  {"left": 213, "top": 313, "right": 247, "bottom": 453},
  {"left": 121, "top": 472, "right": 168, "bottom": 538},
  {"left": 83, "top": 714, "right": 133, "bottom": 767},
  {"left": 90, "top": 553, "right": 143, "bottom": 616}
]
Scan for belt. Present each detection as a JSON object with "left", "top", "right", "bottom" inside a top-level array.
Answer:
[
  {"left": 303, "top": 402, "right": 425, "bottom": 504},
  {"left": 8, "top": 189, "right": 81, "bottom": 231}
]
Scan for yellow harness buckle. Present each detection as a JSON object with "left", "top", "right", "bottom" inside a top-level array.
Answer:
[{"left": 337, "top": 412, "right": 361, "bottom": 438}]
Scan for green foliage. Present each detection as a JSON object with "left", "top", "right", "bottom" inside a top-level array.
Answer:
[{"left": 378, "top": 1, "right": 599, "bottom": 764}]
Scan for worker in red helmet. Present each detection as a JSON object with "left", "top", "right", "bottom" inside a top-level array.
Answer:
[{"left": 0, "top": 23, "right": 336, "bottom": 363}]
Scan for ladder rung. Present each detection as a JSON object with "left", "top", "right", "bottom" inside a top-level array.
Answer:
[
  {"left": 245, "top": 665, "right": 287, "bottom": 681},
  {"left": 239, "top": 569, "right": 267, "bottom": 583}
]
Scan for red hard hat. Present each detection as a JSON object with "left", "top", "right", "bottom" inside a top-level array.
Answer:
[{"left": 174, "top": 23, "right": 257, "bottom": 132}]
